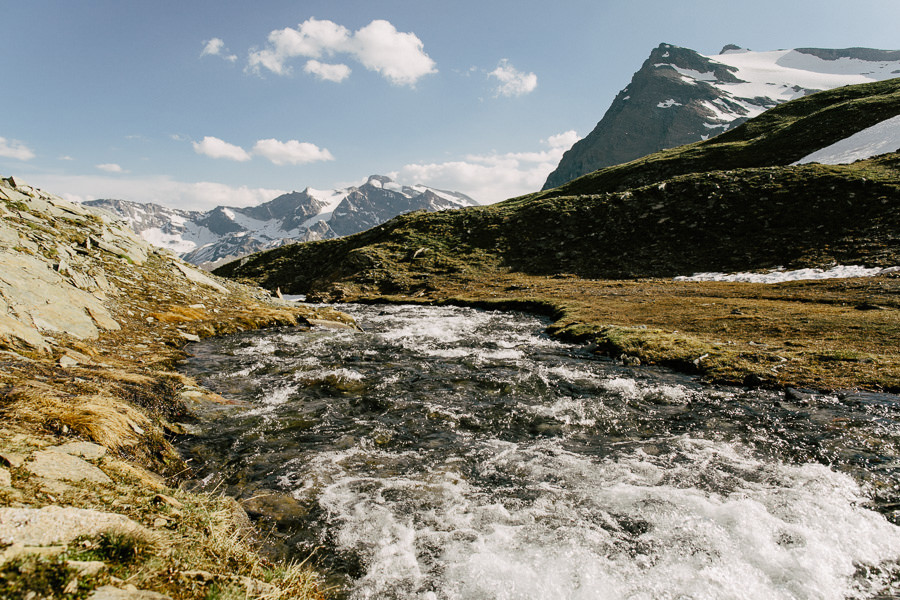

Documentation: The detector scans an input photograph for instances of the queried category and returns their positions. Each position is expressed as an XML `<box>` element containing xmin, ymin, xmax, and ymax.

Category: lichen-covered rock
<box><xmin>26</xmin><ymin>450</ymin><xmax>112</xmax><ymax>484</ymax></box>
<box><xmin>0</xmin><ymin>505</ymin><xmax>147</xmax><ymax>547</ymax></box>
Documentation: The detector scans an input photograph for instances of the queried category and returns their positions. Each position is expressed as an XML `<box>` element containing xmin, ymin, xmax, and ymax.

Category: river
<box><xmin>179</xmin><ymin>303</ymin><xmax>900</xmax><ymax>599</ymax></box>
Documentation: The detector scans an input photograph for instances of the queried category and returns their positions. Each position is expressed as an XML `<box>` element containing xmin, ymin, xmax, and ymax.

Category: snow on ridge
<box><xmin>703</xmin><ymin>49</ymin><xmax>900</xmax><ymax>105</ymax></box>
<box><xmin>657</xmin><ymin>99</ymin><xmax>683</xmax><ymax>109</ymax></box>
<box><xmin>675</xmin><ymin>265</ymin><xmax>900</xmax><ymax>284</ymax></box>
<box><xmin>665</xmin><ymin>65</ymin><xmax>718</xmax><ymax>82</ymax></box>
<box><xmin>794</xmin><ymin>114</ymin><xmax>900</xmax><ymax>165</ymax></box>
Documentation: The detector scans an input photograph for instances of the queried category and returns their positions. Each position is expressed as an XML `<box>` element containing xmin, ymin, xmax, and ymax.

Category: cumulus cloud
<box><xmin>96</xmin><ymin>163</ymin><xmax>125</xmax><ymax>173</ymax></box>
<box><xmin>489</xmin><ymin>59</ymin><xmax>538</xmax><ymax>97</ymax></box>
<box><xmin>191</xmin><ymin>135</ymin><xmax>334</xmax><ymax>166</ymax></box>
<box><xmin>0</xmin><ymin>137</ymin><xmax>36</xmax><ymax>161</ymax></box>
<box><xmin>36</xmin><ymin>173</ymin><xmax>285</xmax><ymax>211</ymax></box>
<box><xmin>252</xmin><ymin>139</ymin><xmax>335</xmax><ymax>165</ymax></box>
<box><xmin>192</xmin><ymin>136</ymin><xmax>252</xmax><ymax>162</ymax></box>
<box><xmin>201</xmin><ymin>37</ymin><xmax>237</xmax><ymax>62</ymax></box>
<box><xmin>248</xmin><ymin>17</ymin><xmax>436</xmax><ymax>86</ymax></box>
<box><xmin>349</xmin><ymin>20</ymin><xmax>437</xmax><ymax>86</ymax></box>
<box><xmin>390</xmin><ymin>131</ymin><xmax>580</xmax><ymax>204</ymax></box>
<box><xmin>304</xmin><ymin>59</ymin><xmax>351</xmax><ymax>82</ymax></box>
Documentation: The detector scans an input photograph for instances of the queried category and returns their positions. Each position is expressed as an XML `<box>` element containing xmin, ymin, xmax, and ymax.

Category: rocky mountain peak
<box><xmin>90</xmin><ymin>175</ymin><xmax>477</xmax><ymax>270</ymax></box>
<box><xmin>543</xmin><ymin>43</ymin><xmax>900</xmax><ymax>190</ymax></box>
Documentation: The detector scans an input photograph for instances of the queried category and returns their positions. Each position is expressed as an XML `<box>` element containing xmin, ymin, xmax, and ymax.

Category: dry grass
<box><xmin>4</xmin><ymin>383</ymin><xmax>152</xmax><ymax>450</ymax></box>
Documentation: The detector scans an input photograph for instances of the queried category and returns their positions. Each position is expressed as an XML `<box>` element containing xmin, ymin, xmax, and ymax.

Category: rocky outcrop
<box><xmin>0</xmin><ymin>177</ymin><xmax>137</xmax><ymax>352</ymax></box>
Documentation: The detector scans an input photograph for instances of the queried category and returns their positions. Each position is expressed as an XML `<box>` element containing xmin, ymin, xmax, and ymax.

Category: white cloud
<box><xmin>34</xmin><ymin>173</ymin><xmax>284</xmax><ymax>211</ymax></box>
<box><xmin>546</xmin><ymin>130</ymin><xmax>580</xmax><ymax>150</ymax></box>
<box><xmin>390</xmin><ymin>130</ymin><xmax>580</xmax><ymax>204</ymax></box>
<box><xmin>489</xmin><ymin>59</ymin><xmax>538</xmax><ymax>97</ymax></box>
<box><xmin>0</xmin><ymin>137</ymin><xmax>36</xmax><ymax>161</ymax></box>
<box><xmin>349</xmin><ymin>20</ymin><xmax>437</xmax><ymax>86</ymax></box>
<box><xmin>304</xmin><ymin>59</ymin><xmax>351</xmax><ymax>82</ymax></box>
<box><xmin>96</xmin><ymin>163</ymin><xmax>125</xmax><ymax>173</ymax></box>
<box><xmin>252</xmin><ymin>139</ymin><xmax>335</xmax><ymax>165</ymax></box>
<box><xmin>248</xmin><ymin>18</ymin><xmax>435</xmax><ymax>86</ymax></box>
<box><xmin>201</xmin><ymin>37</ymin><xmax>237</xmax><ymax>62</ymax></box>
<box><xmin>192</xmin><ymin>136</ymin><xmax>252</xmax><ymax>162</ymax></box>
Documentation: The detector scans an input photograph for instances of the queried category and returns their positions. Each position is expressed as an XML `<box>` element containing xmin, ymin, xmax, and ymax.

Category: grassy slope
<box><xmin>215</xmin><ymin>79</ymin><xmax>900</xmax><ymax>392</ymax></box>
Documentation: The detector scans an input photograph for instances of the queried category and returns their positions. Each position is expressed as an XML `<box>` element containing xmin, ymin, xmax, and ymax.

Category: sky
<box><xmin>2</xmin><ymin>0</ymin><xmax>899</xmax><ymax>209</ymax></box>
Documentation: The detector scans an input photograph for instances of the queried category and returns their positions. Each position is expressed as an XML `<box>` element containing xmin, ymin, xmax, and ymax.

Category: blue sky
<box><xmin>2</xmin><ymin>0</ymin><xmax>899</xmax><ymax>208</ymax></box>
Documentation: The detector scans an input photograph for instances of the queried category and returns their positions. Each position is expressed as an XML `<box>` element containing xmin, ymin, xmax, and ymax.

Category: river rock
<box><xmin>241</xmin><ymin>491</ymin><xmax>308</xmax><ymax>525</ymax></box>
<box><xmin>26</xmin><ymin>450</ymin><xmax>112</xmax><ymax>483</ymax></box>
<box><xmin>0</xmin><ymin>505</ymin><xmax>148</xmax><ymax>547</ymax></box>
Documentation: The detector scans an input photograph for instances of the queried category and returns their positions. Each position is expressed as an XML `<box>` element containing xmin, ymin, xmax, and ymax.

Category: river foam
<box><xmin>308</xmin><ymin>437</ymin><xmax>899</xmax><ymax>599</ymax></box>
<box><xmin>179</xmin><ymin>303</ymin><xmax>900</xmax><ymax>599</ymax></box>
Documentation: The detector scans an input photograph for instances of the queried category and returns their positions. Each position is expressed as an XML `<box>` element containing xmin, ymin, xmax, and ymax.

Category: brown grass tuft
<box><xmin>5</xmin><ymin>383</ymin><xmax>151</xmax><ymax>450</ymax></box>
<box><xmin>149</xmin><ymin>305</ymin><xmax>210</xmax><ymax>323</ymax></box>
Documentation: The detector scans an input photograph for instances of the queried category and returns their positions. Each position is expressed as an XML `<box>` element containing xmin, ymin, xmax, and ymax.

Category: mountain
<box><xmin>543</xmin><ymin>44</ymin><xmax>900</xmax><ymax>189</ymax></box>
<box><xmin>85</xmin><ymin>175</ymin><xmax>476</xmax><ymax>270</ymax></box>
<box><xmin>214</xmin><ymin>77</ymin><xmax>900</xmax><ymax>295</ymax></box>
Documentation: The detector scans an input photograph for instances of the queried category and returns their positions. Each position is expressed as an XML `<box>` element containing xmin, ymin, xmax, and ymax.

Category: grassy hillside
<box><xmin>217</xmin><ymin>155</ymin><xmax>900</xmax><ymax>293</ymax></box>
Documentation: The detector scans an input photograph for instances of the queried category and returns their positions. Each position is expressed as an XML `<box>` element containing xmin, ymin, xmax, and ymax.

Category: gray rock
<box><xmin>49</xmin><ymin>441</ymin><xmax>107</xmax><ymax>460</ymax></box>
<box><xmin>173</xmin><ymin>261</ymin><xmax>230</xmax><ymax>294</ymax></box>
<box><xmin>88</xmin><ymin>585</ymin><xmax>172</xmax><ymax>600</ymax></box>
<box><xmin>0</xmin><ymin>251</ymin><xmax>120</xmax><ymax>341</ymax></box>
<box><xmin>59</xmin><ymin>354</ymin><xmax>80</xmax><ymax>368</ymax></box>
<box><xmin>26</xmin><ymin>450</ymin><xmax>112</xmax><ymax>484</ymax></box>
<box><xmin>0</xmin><ymin>506</ymin><xmax>147</xmax><ymax>546</ymax></box>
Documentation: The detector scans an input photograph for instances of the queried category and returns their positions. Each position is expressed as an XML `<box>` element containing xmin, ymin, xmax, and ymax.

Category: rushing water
<box><xmin>179</xmin><ymin>304</ymin><xmax>900</xmax><ymax>599</ymax></box>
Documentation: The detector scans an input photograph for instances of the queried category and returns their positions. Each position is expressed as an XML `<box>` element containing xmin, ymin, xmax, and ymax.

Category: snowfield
<box><xmin>675</xmin><ymin>265</ymin><xmax>900</xmax><ymax>284</ymax></box>
<box><xmin>794</xmin><ymin>114</ymin><xmax>900</xmax><ymax>165</ymax></box>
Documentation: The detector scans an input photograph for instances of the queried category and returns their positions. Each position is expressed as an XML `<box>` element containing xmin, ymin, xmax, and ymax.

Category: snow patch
<box><xmin>657</xmin><ymin>99</ymin><xmax>683</xmax><ymax>109</ymax></box>
<box><xmin>675</xmin><ymin>265</ymin><xmax>900</xmax><ymax>283</ymax></box>
<box><xmin>794</xmin><ymin>114</ymin><xmax>900</xmax><ymax>165</ymax></box>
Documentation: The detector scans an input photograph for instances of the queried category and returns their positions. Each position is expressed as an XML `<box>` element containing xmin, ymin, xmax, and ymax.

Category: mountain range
<box><xmin>543</xmin><ymin>44</ymin><xmax>900</xmax><ymax>189</ymax></box>
<box><xmin>86</xmin><ymin>175</ymin><xmax>476</xmax><ymax>270</ymax></box>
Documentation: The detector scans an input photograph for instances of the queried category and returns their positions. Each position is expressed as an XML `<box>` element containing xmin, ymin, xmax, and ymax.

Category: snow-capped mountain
<box><xmin>85</xmin><ymin>175</ymin><xmax>476</xmax><ymax>269</ymax></box>
<box><xmin>543</xmin><ymin>44</ymin><xmax>900</xmax><ymax>189</ymax></box>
